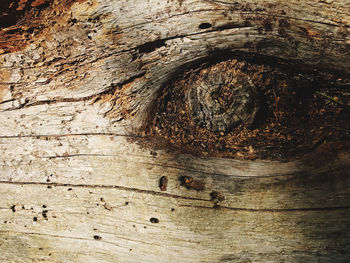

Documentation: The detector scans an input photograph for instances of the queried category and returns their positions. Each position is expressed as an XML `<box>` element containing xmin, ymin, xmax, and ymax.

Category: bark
<box><xmin>0</xmin><ymin>0</ymin><xmax>349</xmax><ymax>262</ymax></box>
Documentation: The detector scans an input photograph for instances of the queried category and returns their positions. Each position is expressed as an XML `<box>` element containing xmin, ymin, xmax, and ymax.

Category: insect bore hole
<box><xmin>199</xmin><ymin>22</ymin><xmax>212</xmax><ymax>29</ymax></box>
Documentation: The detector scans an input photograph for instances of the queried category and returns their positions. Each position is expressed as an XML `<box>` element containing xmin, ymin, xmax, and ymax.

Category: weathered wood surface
<box><xmin>0</xmin><ymin>0</ymin><xmax>349</xmax><ymax>262</ymax></box>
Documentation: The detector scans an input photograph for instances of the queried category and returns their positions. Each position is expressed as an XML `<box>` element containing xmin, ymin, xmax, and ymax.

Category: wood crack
<box><xmin>0</xmin><ymin>180</ymin><xmax>209</xmax><ymax>202</ymax></box>
<box><xmin>204</xmin><ymin>0</ymin><xmax>347</xmax><ymax>27</ymax></box>
<box><xmin>179</xmin><ymin>204</ymin><xmax>350</xmax><ymax>212</ymax></box>
<box><xmin>138</xmin><ymin>161</ymin><xmax>301</xmax><ymax>179</ymax></box>
<box><xmin>0</xmin><ymin>230</ymin><xmax>136</xmax><ymax>248</ymax></box>
<box><xmin>121</xmin><ymin>8</ymin><xmax>228</xmax><ymax>31</ymax></box>
<box><xmin>1</xmin><ymin>181</ymin><xmax>349</xmax><ymax>213</ymax></box>
<box><xmin>40</xmin><ymin>153</ymin><xmax>123</xmax><ymax>159</ymax></box>
<box><xmin>0</xmin><ymin>132</ymin><xmax>137</xmax><ymax>139</ymax></box>
<box><xmin>3</xmin><ymin>72</ymin><xmax>147</xmax><ymax>111</ymax></box>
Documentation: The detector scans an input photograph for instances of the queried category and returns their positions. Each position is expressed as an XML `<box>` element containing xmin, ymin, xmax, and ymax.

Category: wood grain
<box><xmin>0</xmin><ymin>0</ymin><xmax>349</xmax><ymax>262</ymax></box>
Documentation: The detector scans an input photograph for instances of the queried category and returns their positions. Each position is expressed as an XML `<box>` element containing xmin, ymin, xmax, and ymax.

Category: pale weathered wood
<box><xmin>0</xmin><ymin>0</ymin><xmax>349</xmax><ymax>262</ymax></box>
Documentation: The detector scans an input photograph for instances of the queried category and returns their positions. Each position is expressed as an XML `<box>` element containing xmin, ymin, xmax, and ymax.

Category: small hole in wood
<box><xmin>199</xmin><ymin>22</ymin><xmax>212</xmax><ymax>29</ymax></box>
<box><xmin>150</xmin><ymin>217</ymin><xmax>159</xmax><ymax>223</ymax></box>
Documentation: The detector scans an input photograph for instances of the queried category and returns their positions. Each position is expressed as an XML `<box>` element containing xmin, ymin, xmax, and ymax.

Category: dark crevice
<box><xmin>0</xmin><ymin>180</ymin><xmax>209</xmax><ymax>202</ymax></box>
<box><xmin>199</xmin><ymin>22</ymin><xmax>212</xmax><ymax>29</ymax></box>
<box><xmin>215</xmin><ymin>22</ymin><xmax>251</xmax><ymax>31</ymax></box>
<box><xmin>0</xmin><ymin>133</ymin><xmax>137</xmax><ymax>139</ymax></box>
<box><xmin>40</xmin><ymin>153</ymin><xmax>124</xmax><ymax>159</ymax></box>
<box><xmin>0</xmin><ymin>99</ymin><xmax>15</xmax><ymax>105</ymax></box>
<box><xmin>138</xmin><ymin>39</ymin><xmax>166</xmax><ymax>54</ymax></box>
<box><xmin>4</xmin><ymin>72</ymin><xmax>146</xmax><ymax>111</ymax></box>
<box><xmin>117</xmin><ymin>71</ymin><xmax>146</xmax><ymax>87</ymax></box>
<box><xmin>1</xmin><ymin>180</ymin><xmax>349</xmax><ymax>213</ymax></box>
<box><xmin>5</xmin><ymin>95</ymin><xmax>97</xmax><ymax>111</ymax></box>
<box><xmin>179</xmin><ymin>204</ymin><xmax>350</xmax><ymax>212</ymax></box>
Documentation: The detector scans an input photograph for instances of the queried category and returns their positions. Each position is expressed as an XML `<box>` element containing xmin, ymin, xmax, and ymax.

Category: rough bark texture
<box><xmin>0</xmin><ymin>0</ymin><xmax>349</xmax><ymax>262</ymax></box>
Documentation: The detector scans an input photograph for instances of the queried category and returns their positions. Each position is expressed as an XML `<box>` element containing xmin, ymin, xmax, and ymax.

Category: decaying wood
<box><xmin>0</xmin><ymin>0</ymin><xmax>349</xmax><ymax>262</ymax></box>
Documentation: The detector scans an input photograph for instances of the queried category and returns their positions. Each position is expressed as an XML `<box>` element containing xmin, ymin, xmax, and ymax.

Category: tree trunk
<box><xmin>0</xmin><ymin>0</ymin><xmax>349</xmax><ymax>262</ymax></box>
